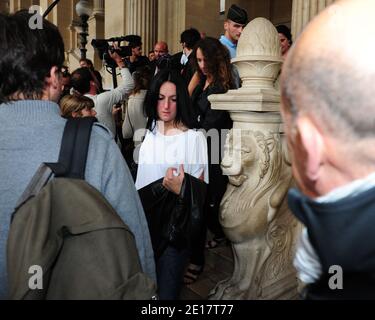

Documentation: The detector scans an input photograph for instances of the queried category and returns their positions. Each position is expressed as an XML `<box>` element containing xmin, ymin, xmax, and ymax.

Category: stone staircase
<box><xmin>180</xmin><ymin>243</ymin><xmax>233</xmax><ymax>300</ymax></box>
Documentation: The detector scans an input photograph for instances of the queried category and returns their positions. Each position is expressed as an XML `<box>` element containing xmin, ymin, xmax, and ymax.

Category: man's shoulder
<box><xmin>219</xmin><ymin>35</ymin><xmax>235</xmax><ymax>48</ymax></box>
<box><xmin>219</xmin><ymin>35</ymin><xmax>228</xmax><ymax>44</ymax></box>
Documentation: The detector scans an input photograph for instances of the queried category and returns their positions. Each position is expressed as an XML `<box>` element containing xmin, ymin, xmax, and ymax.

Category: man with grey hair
<box><xmin>281</xmin><ymin>0</ymin><xmax>375</xmax><ymax>299</ymax></box>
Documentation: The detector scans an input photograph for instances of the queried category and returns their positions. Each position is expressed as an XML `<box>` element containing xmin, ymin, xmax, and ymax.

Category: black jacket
<box><xmin>288</xmin><ymin>187</ymin><xmax>375</xmax><ymax>300</ymax></box>
<box><xmin>138</xmin><ymin>174</ymin><xmax>207</xmax><ymax>259</ymax></box>
<box><xmin>191</xmin><ymin>78</ymin><xmax>233</xmax><ymax>132</ymax></box>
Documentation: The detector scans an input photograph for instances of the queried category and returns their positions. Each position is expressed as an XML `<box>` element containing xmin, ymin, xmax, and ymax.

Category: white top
<box><xmin>86</xmin><ymin>67</ymin><xmax>134</xmax><ymax>137</ymax></box>
<box><xmin>135</xmin><ymin>127</ymin><xmax>209</xmax><ymax>190</ymax></box>
<box><xmin>122</xmin><ymin>90</ymin><xmax>147</xmax><ymax>146</ymax></box>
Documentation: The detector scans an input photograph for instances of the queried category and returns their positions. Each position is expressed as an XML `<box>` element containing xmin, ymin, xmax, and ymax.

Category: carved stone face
<box><xmin>221</xmin><ymin>130</ymin><xmax>257</xmax><ymax>187</ymax></box>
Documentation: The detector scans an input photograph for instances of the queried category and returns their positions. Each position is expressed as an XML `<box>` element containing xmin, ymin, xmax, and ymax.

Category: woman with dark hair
<box><xmin>136</xmin><ymin>69</ymin><xmax>208</xmax><ymax>300</ymax></box>
<box><xmin>184</xmin><ymin>37</ymin><xmax>235</xmax><ymax>284</ymax></box>
<box><xmin>276</xmin><ymin>25</ymin><xmax>293</xmax><ymax>59</ymax></box>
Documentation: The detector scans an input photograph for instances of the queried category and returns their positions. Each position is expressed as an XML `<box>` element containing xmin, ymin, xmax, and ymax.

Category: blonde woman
<box><xmin>60</xmin><ymin>94</ymin><xmax>97</xmax><ymax>119</ymax></box>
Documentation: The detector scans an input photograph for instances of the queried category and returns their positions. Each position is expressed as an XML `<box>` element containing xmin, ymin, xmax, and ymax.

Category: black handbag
<box><xmin>138</xmin><ymin>174</ymin><xmax>207</xmax><ymax>259</ymax></box>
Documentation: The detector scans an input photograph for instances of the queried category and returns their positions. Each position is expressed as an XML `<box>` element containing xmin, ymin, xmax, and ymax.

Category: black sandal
<box><xmin>183</xmin><ymin>264</ymin><xmax>203</xmax><ymax>285</ymax></box>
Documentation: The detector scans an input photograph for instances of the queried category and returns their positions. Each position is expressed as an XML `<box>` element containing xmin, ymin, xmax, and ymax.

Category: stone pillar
<box><xmin>291</xmin><ymin>0</ymin><xmax>335</xmax><ymax>39</ymax></box>
<box><xmin>104</xmin><ymin>0</ymin><xmax>127</xmax><ymax>87</ymax></box>
<box><xmin>93</xmin><ymin>0</ymin><xmax>104</xmax><ymax>15</ymax></box>
<box><xmin>158</xmin><ymin>0</ymin><xmax>185</xmax><ymax>54</ymax></box>
<box><xmin>126</xmin><ymin>0</ymin><xmax>157</xmax><ymax>56</ymax></box>
<box><xmin>105</xmin><ymin>0</ymin><xmax>127</xmax><ymax>37</ymax></box>
<box><xmin>88</xmin><ymin>0</ymin><xmax>105</xmax><ymax>70</ymax></box>
<box><xmin>10</xmin><ymin>0</ymin><xmax>36</xmax><ymax>12</ymax></box>
<box><xmin>208</xmin><ymin>18</ymin><xmax>302</xmax><ymax>300</ymax></box>
<box><xmin>0</xmin><ymin>1</ymin><xmax>10</xmax><ymax>13</ymax></box>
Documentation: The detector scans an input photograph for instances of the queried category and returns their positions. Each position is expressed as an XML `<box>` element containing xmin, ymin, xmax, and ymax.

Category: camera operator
<box><xmin>70</xmin><ymin>44</ymin><xmax>134</xmax><ymax>138</ymax></box>
<box><xmin>126</xmin><ymin>39</ymin><xmax>150</xmax><ymax>74</ymax></box>
<box><xmin>79</xmin><ymin>58</ymin><xmax>104</xmax><ymax>93</ymax></box>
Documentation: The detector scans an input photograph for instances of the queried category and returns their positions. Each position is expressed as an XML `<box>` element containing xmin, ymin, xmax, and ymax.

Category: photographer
<box><xmin>70</xmin><ymin>45</ymin><xmax>134</xmax><ymax>138</ymax></box>
<box><xmin>126</xmin><ymin>39</ymin><xmax>150</xmax><ymax>74</ymax></box>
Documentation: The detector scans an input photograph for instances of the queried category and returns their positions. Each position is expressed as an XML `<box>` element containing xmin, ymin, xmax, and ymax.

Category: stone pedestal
<box><xmin>208</xmin><ymin>18</ymin><xmax>302</xmax><ymax>300</ymax></box>
<box><xmin>291</xmin><ymin>0</ymin><xmax>335</xmax><ymax>39</ymax></box>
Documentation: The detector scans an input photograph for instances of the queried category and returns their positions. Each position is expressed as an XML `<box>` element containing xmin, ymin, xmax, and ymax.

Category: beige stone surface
<box><xmin>157</xmin><ymin>0</ymin><xmax>185</xmax><ymax>54</ymax></box>
<box><xmin>6</xmin><ymin>0</ymin><xmax>294</xmax><ymax>61</ymax></box>
<box><xmin>126</xmin><ymin>0</ymin><xmax>157</xmax><ymax>55</ymax></box>
<box><xmin>208</xmin><ymin>17</ymin><xmax>301</xmax><ymax>300</ymax></box>
<box><xmin>0</xmin><ymin>0</ymin><xmax>10</xmax><ymax>13</ymax></box>
<box><xmin>291</xmin><ymin>0</ymin><xmax>336</xmax><ymax>39</ymax></box>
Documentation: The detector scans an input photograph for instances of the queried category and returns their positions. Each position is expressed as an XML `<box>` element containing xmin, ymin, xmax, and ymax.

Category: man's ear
<box><xmin>296</xmin><ymin>116</ymin><xmax>325</xmax><ymax>182</ymax></box>
<box><xmin>42</xmin><ymin>66</ymin><xmax>61</xmax><ymax>101</ymax></box>
<box><xmin>224</xmin><ymin>20</ymin><xmax>229</xmax><ymax>31</ymax></box>
<box><xmin>48</xmin><ymin>66</ymin><xmax>60</xmax><ymax>89</ymax></box>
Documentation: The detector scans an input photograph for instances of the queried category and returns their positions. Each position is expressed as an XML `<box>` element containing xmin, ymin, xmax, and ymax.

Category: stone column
<box><xmin>208</xmin><ymin>18</ymin><xmax>302</xmax><ymax>300</ymax></box>
<box><xmin>88</xmin><ymin>0</ymin><xmax>105</xmax><ymax>70</ymax></box>
<box><xmin>126</xmin><ymin>0</ymin><xmax>157</xmax><ymax>55</ymax></box>
<box><xmin>0</xmin><ymin>1</ymin><xmax>10</xmax><ymax>13</ymax></box>
<box><xmin>291</xmin><ymin>0</ymin><xmax>336</xmax><ymax>39</ymax></box>
<box><xmin>93</xmin><ymin>0</ymin><xmax>104</xmax><ymax>15</ymax></box>
<box><xmin>158</xmin><ymin>0</ymin><xmax>185</xmax><ymax>54</ymax></box>
<box><xmin>10</xmin><ymin>0</ymin><xmax>36</xmax><ymax>12</ymax></box>
<box><xmin>104</xmin><ymin>0</ymin><xmax>127</xmax><ymax>87</ymax></box>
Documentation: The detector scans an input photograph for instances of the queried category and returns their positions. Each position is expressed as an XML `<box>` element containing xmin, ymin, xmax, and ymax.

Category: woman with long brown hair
<box><xmin>185</xmin><ymin>37</ymin><xmax>235</xmax><ymax>284</ymax></box>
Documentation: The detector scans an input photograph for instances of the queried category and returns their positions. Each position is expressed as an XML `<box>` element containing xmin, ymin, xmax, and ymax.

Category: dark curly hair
<box><xmin>276</xmin><ymin>25</ymin><xmax>293</xmax><ymax>45</ymax></box>
<box><xmin>193</xmin><ymin>37</ymin><xmax>234</xmax><ymax>91</ymax></box>
<box><xmin>0</xmin><ymin>10</ymin><xmax>65</xmax><ymax>103</ymax></box>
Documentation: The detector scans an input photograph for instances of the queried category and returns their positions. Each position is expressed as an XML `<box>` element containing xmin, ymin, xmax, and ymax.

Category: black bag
<box><xmin>138</xmin><ymin>175</ymin><xmax>207</xmax><ymax>259</ymax></box>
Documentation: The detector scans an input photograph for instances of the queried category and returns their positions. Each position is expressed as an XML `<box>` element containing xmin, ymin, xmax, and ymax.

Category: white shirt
<box><xmin>86</xmin><ymin>67</ymin><xmax>134</xmax><ymax>137</ymax></box>
<box><xmin>135</xmin><ymin>127</ymin><xmax>209</xmax><ymax>190</ymax></box>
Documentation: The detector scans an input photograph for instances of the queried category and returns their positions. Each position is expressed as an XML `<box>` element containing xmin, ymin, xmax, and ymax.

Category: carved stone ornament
<box><xmin>208</xmin><ymin>17</ymin><xmax>302</xmax><ymax>300</ymax></box>
<box><xmin>209</xmin><ymin>128</ymin><xmax>301</xmax><ymax>299</ymax></box>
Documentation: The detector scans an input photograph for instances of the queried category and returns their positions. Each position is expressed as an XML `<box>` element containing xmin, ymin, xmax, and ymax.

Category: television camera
<box><xmin>91</xmin><ymin>35</ymin><xmax>142</xmax><ymax>69</ymax></box>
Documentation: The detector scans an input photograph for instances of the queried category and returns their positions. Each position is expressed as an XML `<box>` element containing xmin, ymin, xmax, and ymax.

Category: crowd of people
<box><xmin>2</xmin><ymin>0</ymin><xmax>370</xmax><ymax>301</ymax></box>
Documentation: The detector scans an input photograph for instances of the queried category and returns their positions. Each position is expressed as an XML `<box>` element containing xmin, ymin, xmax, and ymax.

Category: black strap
<box><xmin>46</xmin><ymin>117</ymin><xmax>97</xmax><ymax>179</ymax></box>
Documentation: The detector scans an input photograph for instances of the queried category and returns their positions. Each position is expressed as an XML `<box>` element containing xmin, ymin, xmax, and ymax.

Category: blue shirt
<box><xmin>219</xmin><ymin>35</ymin><xmax>237</xmax><ymax>59</ymax></box>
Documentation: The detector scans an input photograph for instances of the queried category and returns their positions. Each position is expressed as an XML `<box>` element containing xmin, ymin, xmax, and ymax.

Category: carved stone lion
<box><xmin>209</xmin><ymin>129</ymin><xmax>301</xmax><ymax>300</ymax></box>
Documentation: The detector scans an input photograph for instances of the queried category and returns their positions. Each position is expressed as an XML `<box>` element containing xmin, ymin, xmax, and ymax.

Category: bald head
<box><xmin>154</xmin><ymin>41</ymin><xmax>169</xmax><ymax>60</ymax></box>
<box><xmin>282</xmin><ymin>0</ymin><xmax>375</xmax><ymax>140</ymax></box>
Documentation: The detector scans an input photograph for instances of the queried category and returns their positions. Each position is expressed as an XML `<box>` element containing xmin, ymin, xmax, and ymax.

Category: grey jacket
<box><xmin>0</xmin><ymin>100</ymin><xmax>156</xmax><ymax>299</ymax></box>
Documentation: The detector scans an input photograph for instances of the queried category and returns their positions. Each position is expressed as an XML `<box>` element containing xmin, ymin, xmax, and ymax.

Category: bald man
<box><xmin>150</xmin><ymin>41</ymin><xmax>169</xmax><ymax>75</ymax></box>
<box><xmin>154</xmin><ymin>41</ymin><xmax>169</xmax><ymax>60</ymax></box>
<box><xmin>281</xmin><ymin>0</ymin><xmax>375</xmax><ymax>299</ymax></box>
